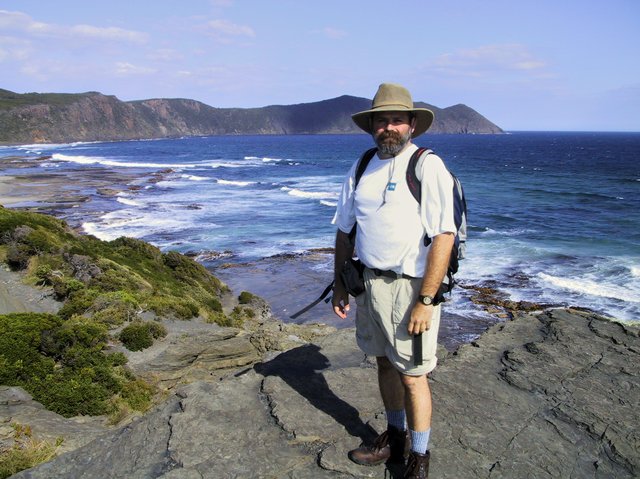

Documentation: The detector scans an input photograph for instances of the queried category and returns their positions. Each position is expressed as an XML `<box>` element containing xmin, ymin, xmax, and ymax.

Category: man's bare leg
<box><xmin>400</xmin><ymin>373</ymin><xmax>431</xmax><ymax>432</ymax></box>
<box><xmin>347</xmin><ymin>356</ymin><xmax>408</xmax><ymax>465</ymax></box>
<box><xmin>377</xmin><ymin>356</ymin><xmax>404</xmax><ymax>410</ymax></box>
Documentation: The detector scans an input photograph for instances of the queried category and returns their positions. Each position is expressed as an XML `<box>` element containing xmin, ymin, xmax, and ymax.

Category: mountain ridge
<box><xmin>0</xmin><ymin>89</ymin><xmax>503</xmax><ymax>144</ymax></box>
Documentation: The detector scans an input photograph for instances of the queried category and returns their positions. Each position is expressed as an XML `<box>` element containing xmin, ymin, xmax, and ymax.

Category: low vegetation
<box><xmin>0</xmin><ymin>312</ymin><xmax>151</xmax><ymax>417</ymax></box>
<box><xmin>118</xmin><ymin>321</ymin><xmax>168</xmax><ymax>351</ymax></box>
<box><xmin>0</xmin><ymin>207</ymin><xmax>230</xmax><ymax>326</ymax></box>
<box><xmin>0</xmin><ymin>207</ymin><xmax>239</xmax><ymax>420</ymax></box>
<box><xmin>0</xmin><ymin>423</ymin><xmax>62</xmax><ymax>479</ymax></box>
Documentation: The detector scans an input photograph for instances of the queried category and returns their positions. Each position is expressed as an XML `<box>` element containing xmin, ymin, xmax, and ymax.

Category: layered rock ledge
<box><xmin>9</xmin><ymin>308</ymin><xmax>639</xmax><ymax>478</ymax></box>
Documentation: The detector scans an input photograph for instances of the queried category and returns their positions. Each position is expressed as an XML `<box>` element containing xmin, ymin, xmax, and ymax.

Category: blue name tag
<box><xmin>387</xmin><ymin>182</ymin><xmax>396</xmax><ymax>191</ymax></box>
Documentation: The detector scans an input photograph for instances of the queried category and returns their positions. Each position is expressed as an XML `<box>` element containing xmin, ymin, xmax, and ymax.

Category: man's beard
<box><xmin>374</xmin><ymin>129</ymin><xmax>412</xmax><ymax>156</ymax></box>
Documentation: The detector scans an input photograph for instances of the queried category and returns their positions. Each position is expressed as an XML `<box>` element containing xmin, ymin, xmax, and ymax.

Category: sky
<box><xmin>1</xmin><ymin>0</ymin><xmax>639</xmax><ymax>131</ymax></box>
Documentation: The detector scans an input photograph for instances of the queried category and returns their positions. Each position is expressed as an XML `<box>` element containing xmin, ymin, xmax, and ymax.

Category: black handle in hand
<box><xmin>413</xmin><ymin>333</ymin><xmax>423</xmax><ymax>366</ymax></box>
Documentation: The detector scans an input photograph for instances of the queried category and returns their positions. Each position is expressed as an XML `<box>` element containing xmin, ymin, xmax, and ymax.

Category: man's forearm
<box><xmin>420</xmin><ymin>232</ymin><xmax>455</xmax><ymax>297</ymax></box>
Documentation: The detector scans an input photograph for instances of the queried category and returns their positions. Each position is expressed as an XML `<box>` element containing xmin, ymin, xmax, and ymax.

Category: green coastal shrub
<box><xmin>0</xmin><ymin>313</ymin><xmax>60</xmax><ymax>385</ymax></box>
<box><xmin>120</xmin><ymin>378</ymin><xmax>154</xmax><ymax>411</ymax></box>
<box><xmin>118</xmin><ymin>321</ymin><xmax>167</xmax><ymax>351</ymax></box>
<box><xmin>52</xmin><ymin>277</ymin><xmax>85</xmax><ymax>300</ymax></box>
<box><xmin>90</xmin><ymin>291</ymin><xmax>139</xmax><ymax>326</ymax></box>
<box><xmin>0</xmin><ymin>312</ymin><xmax>155</xmax><ymax>418</ymax></box>
<box><xmin>205</xmin><ymin>306</ymin><xmax>253</xmax><ymax>328</ymax></box>
<box><xmin>0</xmin><ymin>209</ymin><xmax>250</xmax><ymax>418</ymax></box>
<box><xmin>145</xmin><ymin>295</ymin><xmax>199</xmax><ymax>320</ymax></box>
<box><xmin>230</xmin><ymin>306</ymin><xmax>255</xmax><ymax>324</ymax></box>
<box><xmin>110</xmin><ymin>236</ymin><xmax>163</xmax><ymax>262</ymax></box>
<box><xmin>205</xmin><ymin>310</ymin><xmax>230</xmax><ymax>326</ymax></box>
<box><xmin>238</xmin><ymin>291</ymin><xmax>257</xmax><ymax>304</ymax></box>
<box><xmin>206</xmin><ymin>296</ymin><xmax>223</xmax><ymax>312</ymax></box>
<box><xmin>20</xmin><ymin>227</ymin><xmax>65</xmax><ymax>254</ymax></box>
<box><xmin>2</xmin><ymin>207</ymin><xmax>230</xmax><ymax>324</ymax></box>
<box><xmin>5</xmin><ymin>243</ymin><xmax>33</xmax><ymax>270</ymax></box>
<box><xmin>57</xmin><ymin>288</ymin><xmax>100</xmax><ymax>319</ymax></box>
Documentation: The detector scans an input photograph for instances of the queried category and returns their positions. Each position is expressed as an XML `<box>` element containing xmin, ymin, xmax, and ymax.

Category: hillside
<box><xmin>0</xmin><ymin>88</ymin><xmax>503</xmax><ymax>144</ymax></box>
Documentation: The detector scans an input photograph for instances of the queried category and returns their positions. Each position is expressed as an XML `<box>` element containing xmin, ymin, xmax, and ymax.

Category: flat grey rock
<box><xmin>11</xmin><ymin>308</ymin><xmax>640</xmax><ymax>478</ymax></box>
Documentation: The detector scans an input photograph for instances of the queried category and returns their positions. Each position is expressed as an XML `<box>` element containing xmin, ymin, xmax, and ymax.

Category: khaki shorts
<box><xmin>355</xmin><ymin>268</ymin><xmax>441</xmax><ymax>376</ymax></box>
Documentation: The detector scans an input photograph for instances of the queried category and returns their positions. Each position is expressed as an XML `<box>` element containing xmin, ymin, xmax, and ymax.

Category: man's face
<box><xmin>371</xmin><ymin>112</ymin><xmax>414</xmax><ymax>157</ymax></box>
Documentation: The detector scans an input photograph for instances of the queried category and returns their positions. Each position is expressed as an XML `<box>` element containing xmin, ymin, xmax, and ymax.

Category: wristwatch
<box><xmin>418</xmin><ymin>294</ymin><xmax>434</xmax><ymax>306</ymax></box>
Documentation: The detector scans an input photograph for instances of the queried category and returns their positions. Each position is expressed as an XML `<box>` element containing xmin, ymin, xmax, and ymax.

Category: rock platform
<box><xmin>7</xmin><ymin>308</ymin><xmax>639</xmax><ymax>478</ymax></box>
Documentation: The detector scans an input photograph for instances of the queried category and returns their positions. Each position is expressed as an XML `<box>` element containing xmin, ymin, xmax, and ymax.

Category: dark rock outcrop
<box><xmin>9</xmin><ymin>308</ymin><xmax>639</xmax><ymax>478</ymax></box>
<box><xmin>0</xmin><ymin>89</ymin><xmax>503</xmax><ymax>144</ymax></box>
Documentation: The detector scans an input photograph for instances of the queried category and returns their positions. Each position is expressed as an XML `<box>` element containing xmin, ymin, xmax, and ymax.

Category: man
<box><xmin>332</xmin><ymin>83</ymin><xmax>456</xmax><ymax>479</ymax></box>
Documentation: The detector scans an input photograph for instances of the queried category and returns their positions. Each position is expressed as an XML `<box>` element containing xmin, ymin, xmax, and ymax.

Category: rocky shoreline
<box><xmin>4</xmin><ymin>304</ymin><xmax>638</xmax><ymax>478</ymax></box>
<box><xmin>1</xmin><ymin>265</ymin><xmax>638</xmax><ymax>478</ymax></box>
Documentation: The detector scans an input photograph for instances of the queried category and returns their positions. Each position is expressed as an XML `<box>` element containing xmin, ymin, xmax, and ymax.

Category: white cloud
<box><xmin>0</xmin><ymin>9</ymin><xmax>147</xmax><ymax>43</ymax></box>
<box><xmin>68</xmin><ymin>24</ymin><xmax>147</xmax><ymax>43</ymax></box>
<box><xmin>428</xmin><ymin>44</ymin><xmax>548</xmax><ymax>78</ymax></box>
<box><xmin>114</xmin><ymin>62</ymin><xmax>156</xmax><ymax>76</ymax></box>
<box><xmin>322</xmin><ymin>27</ymin><xmax>347</xmax><ymax>40</ymax></box>
<box><xmin>148</xmin><ymin>48</ymin><xmax>184</xmax><ymax>62</ymax></box>
<box><xmin>0</xmin><ymin>10</ymin><xmax>31</xmax><ymax>30</ymax></box>
<box><xmin>0</xmin><ymin>35</ymin><xmax>32</xmax><ymax>62</ymax></box>
<box><xmin>206</xmin><ymin>19</ymin><xmax>255</xmax><ymax>43</ymax></box>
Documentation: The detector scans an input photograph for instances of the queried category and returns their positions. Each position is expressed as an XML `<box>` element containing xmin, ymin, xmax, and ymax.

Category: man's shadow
<box><xmin>253</xmin><ymin>344</ymin><xmax>406</xmax><ymax>478</ymax></box>
<box><xmin>253</xmin><ymin>343</ymin><xmax>377</xmax><ymax>444</ymax></box>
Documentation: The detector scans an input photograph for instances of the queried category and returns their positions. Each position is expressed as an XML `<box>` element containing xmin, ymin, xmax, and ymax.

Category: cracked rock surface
<box><xmin>11</xmin><ymin>308</ymin><xmax>640</xmax><ymax>478</ymax></box>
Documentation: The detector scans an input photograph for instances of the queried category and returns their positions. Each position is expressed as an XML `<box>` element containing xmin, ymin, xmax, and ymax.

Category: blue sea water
<box><xmin>2</xmin><ymin>132</ymin><xmax>639</xmax><ymax>323</ymax></box>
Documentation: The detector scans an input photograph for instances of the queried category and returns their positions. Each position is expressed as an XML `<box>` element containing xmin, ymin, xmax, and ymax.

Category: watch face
<box><xmin>421</xmin><ymin>295</ymin><xmax>432</xmax><ymax>305</ymax></box>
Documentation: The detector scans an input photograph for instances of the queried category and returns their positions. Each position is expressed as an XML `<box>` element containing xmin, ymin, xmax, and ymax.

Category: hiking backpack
<box><xmin>352</xmin><ymin>146</ymin><xmax>467</xmax><ymax>299</ymax></box>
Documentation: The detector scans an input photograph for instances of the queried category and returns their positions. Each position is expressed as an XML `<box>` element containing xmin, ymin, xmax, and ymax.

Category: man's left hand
<box><xmin>408</xmin><ymin>303</ymin><xmax>433</xmax><ymax>336</ymax></box>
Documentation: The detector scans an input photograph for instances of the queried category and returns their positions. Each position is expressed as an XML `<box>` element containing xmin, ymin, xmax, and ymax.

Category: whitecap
<box><xmin>536</xmin><ymin>272</ymin><xmax>640</xmax><ymax>303</ymax></box>
<box><xmin>52</xmin><ymin>153</ymin><xmax>198</xmax><ymax>169</ymax></box>
<box><xmin>82</xmin><ymin>210</ymin><xmax>189</xmax><ymax>241</ymax></box>
<box><xmin>17</xmin><ymin>142</ymin><xmax>74</xmax><ymax>151</ymax></box>
<box><xmin>203</xmin><ymin>160</ymin><xmax>260</xmax><ymax>169</ymax></box>
<box><xmin>320</xmin><ymin>200</ymin><xmax>337</xmax><ymax>207</ymax></box>
<box><xmin>181</xmin><ymin>174</ymin><xmax>209</xmax><ymax>181</ymax></box>
<box><xmin>116</xmin><ymin>197</ymin><xmax>144</xmax><ymax>207</ymax></box>
<box><xmin>281</xmin><ymin>186</ymin><xmax>337</xmax><ymax>200</ymax></box>
<box><xmin>217</xmin><ymin>179</ymin><xmax>256</xmax><ymax>187</ymax></box>
<box><xmin>479</xmin><ymin>227</ymin><xmax>538</xmax><ymax>237</ymax></box>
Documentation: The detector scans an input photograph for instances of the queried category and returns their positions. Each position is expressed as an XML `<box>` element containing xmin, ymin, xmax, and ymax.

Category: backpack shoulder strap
<box><xmin>349</xmin><ymin>147</ymin><xmax>378</xmax><ymax>242</ymax></box>
<box><xmin>354</xmin><ymin>147</ymin><xmax>378</xmax><ymax>187</ymax></box>
<box><xmin>406</xmin><ymin>147</ymin><xmax>433</xmax><ymax>203</ymax></box>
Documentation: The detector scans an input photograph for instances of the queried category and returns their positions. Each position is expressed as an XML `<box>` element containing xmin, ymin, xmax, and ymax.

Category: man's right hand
<box><xmin>331</xmin><ymin>283</ymin><xmax>350</xmax><ymax>319</ymax></box>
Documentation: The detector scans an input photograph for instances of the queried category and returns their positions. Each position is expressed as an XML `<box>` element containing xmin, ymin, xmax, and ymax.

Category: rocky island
<box><xmin>0</xmin><ymin>207</ymin><xmax>638</xmax><ymax>478</ymax></box>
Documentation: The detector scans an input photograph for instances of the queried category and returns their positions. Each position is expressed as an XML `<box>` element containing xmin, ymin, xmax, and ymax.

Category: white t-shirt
<box><xmin>333</xmin><ymin>144</ymin><xmax>456</xmax><ymax>278</ymax></box>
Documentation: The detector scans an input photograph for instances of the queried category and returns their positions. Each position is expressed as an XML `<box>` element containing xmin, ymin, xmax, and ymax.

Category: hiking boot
<box><xmin>348</xmin><ymin>426</ymin><xmax>407</xmax><ymax>466</ymax></box>
<box><xmin>404</xmin><ymin>450</ymin><xmax>430</xmax><ymax>478</ymax></box>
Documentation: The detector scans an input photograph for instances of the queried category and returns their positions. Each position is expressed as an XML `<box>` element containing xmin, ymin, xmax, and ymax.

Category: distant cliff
<box><xmin>0</xmin><ymin>89</ymin><xmax>503</xmax><ymax>144</ymax></box>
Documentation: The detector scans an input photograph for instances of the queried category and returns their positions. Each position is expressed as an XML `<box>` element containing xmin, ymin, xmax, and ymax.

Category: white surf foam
<box><xmin>181</xmin><ymin>174</ymin><xmax>209</xmax><ymax>181</ymax></box>
<box><xmin>536</xmin><ymin>272</ymin><xmax>639</xmax><ymax>304</ymax></box>
<box><xmin>52</xmin><ymin>153</ymin><xmax>198</xmax><ymax>169</ymax></box>
<box><xmin>217</xmin><ymin>179</ymin><xmax>256</xmax><ymax>187</ymax></box>
<box><xmin>116</xmin><ymin>197</ymin><xmax>144</xmax><ymax>207</ymax></box>
<box><xmin>281</xmin><ymin>186</ymin><xmax>337</xmax><ymax>200</ymax></box>
<box><xmin>82</xmin><ymin>210</ymin><xmax>189</xmax><ymax>242</ymax></box>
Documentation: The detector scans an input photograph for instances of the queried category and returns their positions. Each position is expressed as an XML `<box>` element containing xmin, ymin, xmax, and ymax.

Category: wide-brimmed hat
<box><xmin>352</xmin><ymin>83</ymin><xmax>434</xmax><ymax>138</ymax></box>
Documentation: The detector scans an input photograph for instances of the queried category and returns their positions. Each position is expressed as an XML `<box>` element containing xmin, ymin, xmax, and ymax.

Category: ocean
<box><xmin>1</xmin><ymin>132</ymin><xmax>639</xmax><ymax>337</ymax></box>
